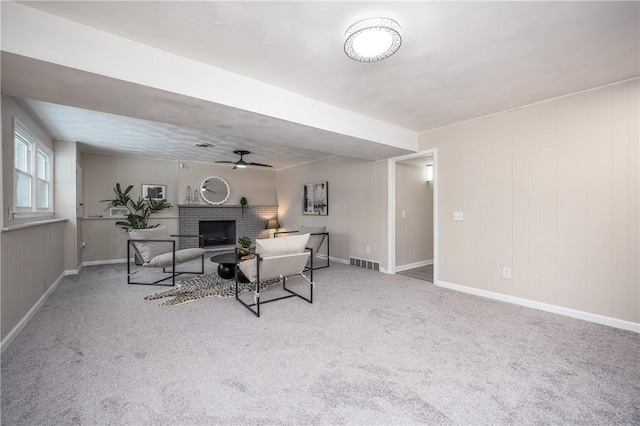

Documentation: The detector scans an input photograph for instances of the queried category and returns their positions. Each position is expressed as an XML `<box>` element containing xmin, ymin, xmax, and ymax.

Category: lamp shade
<box><xmin>265</xmin><ymin>218</ymin><xmax>281</xmax><ymax>230</ymax></box>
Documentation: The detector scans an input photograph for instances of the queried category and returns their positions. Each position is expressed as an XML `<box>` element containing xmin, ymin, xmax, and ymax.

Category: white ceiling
<box><xmin>4</xmin><ymin>1</ymin><xmax>639</xmax><ymax>168</ymax></box>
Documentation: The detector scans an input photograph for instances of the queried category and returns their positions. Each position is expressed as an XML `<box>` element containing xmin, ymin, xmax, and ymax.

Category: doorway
<box><xmin>387</xmin><ymin>149</ymin><xmax>437</xmax><ymax>283</ymax></box>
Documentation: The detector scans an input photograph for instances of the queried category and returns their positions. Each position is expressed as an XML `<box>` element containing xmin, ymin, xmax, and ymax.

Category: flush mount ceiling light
<box><xmin>344</xmin><ymin>16</ymin><xmax>402</xmax><ymax>62</ymax></box>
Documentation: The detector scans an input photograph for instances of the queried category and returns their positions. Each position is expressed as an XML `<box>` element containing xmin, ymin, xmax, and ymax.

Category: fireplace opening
<box><xmin>199</xmin><ymin>220</ymin><xmax>236</xmax><ymax>247</ymax></box>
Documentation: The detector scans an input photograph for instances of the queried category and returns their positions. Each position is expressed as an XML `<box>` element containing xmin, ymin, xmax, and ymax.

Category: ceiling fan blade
<box><xmin>214</xmin><ymin>160</ymin><xmax>235</xmax><ymax>164</ymax></box>
<box><xmin>247</xmin><ymin>162</ymin><xmax>273</xmax><ymax>168</ymax></box>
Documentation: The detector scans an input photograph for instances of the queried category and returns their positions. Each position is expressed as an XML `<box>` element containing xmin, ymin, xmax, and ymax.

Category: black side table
<box><xmin>210</xmin><ymin>252</ymin><xmax>249</xmax><ymax>283</ymax></box>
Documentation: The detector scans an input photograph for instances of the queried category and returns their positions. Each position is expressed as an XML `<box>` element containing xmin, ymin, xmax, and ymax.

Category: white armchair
<box><xmin>236</xmin><ymin>233</ymin><xmax>314</xmax><ymax>317</ymax></box>
<box><xmin>127</xmin><ymin>227</ymin><xmax>206</xmax><ymax>286</ymax></box>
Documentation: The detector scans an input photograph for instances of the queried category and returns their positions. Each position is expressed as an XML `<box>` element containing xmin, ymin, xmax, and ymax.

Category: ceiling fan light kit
<box><xmin>344</xmin><ymin>16</ymin><xmax>402</xmax><ymax>62</ymax></box>
<box><xmin>215</xmin><ymin>150</ymin><xmax>273</xmax><ymax>170</ymax></box>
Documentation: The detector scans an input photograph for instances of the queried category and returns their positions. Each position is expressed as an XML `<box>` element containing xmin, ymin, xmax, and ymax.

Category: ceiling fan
<box><xmin>214</xmin><ymin>150</ymin><xmax>273</xmax><ymax>170</ymax></box>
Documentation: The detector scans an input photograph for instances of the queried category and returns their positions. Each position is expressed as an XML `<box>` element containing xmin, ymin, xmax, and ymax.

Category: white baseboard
<box><xmin>396</xmin><ymin>259</ymin><xmax>434</xmax><ymax>272</ymax></box>
<box><xmin>81</xmin><ymin>258</ymin><xmax>129</xmax><ymax>267</ymax></box>
<box><xmin>64</xmin><ymin>263</ymin><xmax>83</xmax><ymax>275</ymax></box>
<box><xmin>329</xmin><ymin>256</ymin><xmax>350</xmax><ymax>265</ymax></box>
<box><xmin>1</xmin><ymin>272</ymin><xmax>66</xmax><ymax>353</ymax></box>
<box><xmin>436</xmin><ymin>280</ymin><xmax>640</xmax><ymax>333</ymax></box>
<box><xmin>65</xmin><ymin>270</ymin><xmax>78</xmax><ymax>275</ymax></box>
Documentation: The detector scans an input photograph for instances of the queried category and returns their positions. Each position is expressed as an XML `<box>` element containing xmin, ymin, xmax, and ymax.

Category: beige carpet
<box><xmin>2</xmin><ymin>260</ymin><xmax>638</xmax><ymax>425</ymax></box>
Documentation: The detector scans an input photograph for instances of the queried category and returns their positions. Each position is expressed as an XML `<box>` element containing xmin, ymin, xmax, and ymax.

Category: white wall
<box><xmin>420</xmin><ymin>79</ymin><xmax>639</xmax><ymax>324</ymax></box>
<box><xmin>276</xmin><ymin>156</ymin><xmax>388</xmax><ymax>267</ymax></box>
<box><xmin>396</xmin><ymin>162</ymin><xmax>434</xmax><ymax>266</ymax></box>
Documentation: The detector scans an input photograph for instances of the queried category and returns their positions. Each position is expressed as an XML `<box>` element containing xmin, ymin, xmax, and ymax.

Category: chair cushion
<box><xmin>128</xmin><ymin>227</ymin><xmax>172</xmax><ymax>263</ymax></box>
<box><xmin>256</xmin><ymin>233</ymin><xmax>310</xmax><ymax>257</ymax></box>
<box><xmin>145</xmin><ymin>248</ymin><xmax>205</xmax><ymax>267</ymax></box>
<box><xmin>299</xmin><ymin>226</ymin><xmax>326</xmax><ymax>255</ymax></box>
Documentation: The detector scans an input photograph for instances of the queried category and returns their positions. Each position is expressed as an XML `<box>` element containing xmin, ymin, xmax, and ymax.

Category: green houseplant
<box><xmin>240</xmin><ymin>196</ymin><xmax>249</xmax><ymax>217</ymax></box>
<box><xmin>237</xmin><ymin>236</ymin><xmax>252</xmax><ymax>256</ymax></box>
<box><xmin>101</xmin><ymin>183</ymin><xmax>173</xmax><ymax>230</ymax></box>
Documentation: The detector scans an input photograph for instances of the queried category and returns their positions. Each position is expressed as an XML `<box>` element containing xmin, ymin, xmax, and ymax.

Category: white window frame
<box><xmin>13</xmin><ymin>118</ymin><xmax>54</xmax><ymax>218</ymax></box>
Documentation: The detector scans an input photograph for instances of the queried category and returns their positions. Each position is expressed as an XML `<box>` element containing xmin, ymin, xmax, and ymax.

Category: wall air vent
<box><xmin>349</xmin><ymin>257</ymin><xmax>380</xmax><ymax>271</ymax></box>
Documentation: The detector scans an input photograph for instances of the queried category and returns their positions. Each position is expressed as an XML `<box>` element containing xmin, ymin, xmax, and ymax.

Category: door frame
<box><xmin>387</xmin><ymin>148</ymin><xmax>438</xmax><ymax>282</ymax></box>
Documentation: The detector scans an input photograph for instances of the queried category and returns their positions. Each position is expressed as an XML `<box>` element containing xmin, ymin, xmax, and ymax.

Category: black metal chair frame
<box><xmin>273</xmin><ymin>230</ymin><xmax>330</xmax><ymax>270</ymax></box>
<box><xmin>127</xmin><ymin>234</ymin><xmax>205</xmax><ymax>286</ymax></box>
<box><xmin>234</xmin><ymin>246</ymin><xmax>314</xmax><ymax>318</ymax></box>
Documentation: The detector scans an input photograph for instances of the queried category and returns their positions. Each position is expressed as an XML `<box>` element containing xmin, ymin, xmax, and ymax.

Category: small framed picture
<box><xmin>109</xmin><ymin>207</ymin><xmax>129</xmax><ymax>217</ymax></box>
<box><xmin>302</xmin><ymin>181</ymin><xmax>328</xmax><ymax>215</ymax></box>
<box><xmin>142</xmin><ymin>184</ymin><xmax>167</xmax><ymax>200</ymax></box>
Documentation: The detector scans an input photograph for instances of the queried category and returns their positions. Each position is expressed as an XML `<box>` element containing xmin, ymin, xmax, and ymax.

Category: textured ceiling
<box><xmin>21</xmin><ymin>99</ymin><xmax>332</xmax><ymax>171</ymax></box>
<box><xmin>4</xmin><ymin>1</ymin><xmax>639</xmax><ymax>168</ymax></box>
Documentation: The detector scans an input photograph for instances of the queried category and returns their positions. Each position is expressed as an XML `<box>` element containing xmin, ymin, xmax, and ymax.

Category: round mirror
<box><xmin>200</xmin><ymin>176</ymin><xmax>230</xmax><ymax>205</ymax></box>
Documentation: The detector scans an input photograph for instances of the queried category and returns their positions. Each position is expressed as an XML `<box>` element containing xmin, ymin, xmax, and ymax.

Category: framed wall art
<box><xmin>302</xmin><ymin>181</ymin><xmax>328</xmax><ymax>216</ymax></box>
<box><xmin>142</xmin><ymin>184</ymin><xmax>167</xmax><ymax>200</ymax></box>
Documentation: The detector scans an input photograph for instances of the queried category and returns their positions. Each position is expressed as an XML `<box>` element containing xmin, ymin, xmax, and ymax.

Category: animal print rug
<box><xmin>144</xmin><ymin>273</ymin><xmax>283</xmax><ymax>307</ymax></box>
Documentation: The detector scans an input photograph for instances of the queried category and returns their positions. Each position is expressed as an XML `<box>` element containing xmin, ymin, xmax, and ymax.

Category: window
<box><xmin>13</xmin><ymin>119</ymin><xmax>54</xmax><ymax>217</ymax></box>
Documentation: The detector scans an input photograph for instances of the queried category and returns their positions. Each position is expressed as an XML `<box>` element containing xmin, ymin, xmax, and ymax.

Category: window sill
<box><xmin>12</xmin><ymin>211</ymin><xmax>55</xmax><ymax>219</ymax></box>
<box><xmin>1</xmin><ymin>218</ymin><xmax>67</xmax><ymax>232</ymax></box>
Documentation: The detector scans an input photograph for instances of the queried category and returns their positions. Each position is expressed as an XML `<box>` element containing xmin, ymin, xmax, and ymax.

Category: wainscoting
<box><xmin>1</xmin><ymin>220</ymin><xmax>66</xmax><ymax>343</ymax></box>
<box><xmin>81</xmin><ymin>217</ymin><xmax>178</xmax><ymax>262</ymax></box>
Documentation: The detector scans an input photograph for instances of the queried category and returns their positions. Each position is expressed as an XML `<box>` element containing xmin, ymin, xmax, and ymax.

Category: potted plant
<box><xmin>101</xmin><ymin>183</ymin><xmax>173</xmax><ymax>230</ymax></box>
<box><xmin>240</xmin><ymin>196</ymin><xmax>249</xmax><ymax>217</ymax></box>
<box><xmin>237</xmin><ymin>236</ymin><xmax>252</xmax><ymax>256</ymax></box>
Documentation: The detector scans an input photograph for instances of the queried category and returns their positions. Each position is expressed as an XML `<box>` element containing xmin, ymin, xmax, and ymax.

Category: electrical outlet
<box><xmin>502</xmin><ymin>267</ymin><xmax>511</xmax><ymax>280</ymax></box>
<box><xmin>453</xmin><ymin>211</ymin><xmax>464</xmax><ymax>221</ymax></box>
<box><xmin>366</xmin><ymin>246</ymin><xmax>371</xmax><ymax>254</ymax></box>
<box><xmin>402</xmin><ymin>210</ymin><xmax>406</xmax><ymax>218</ymax></box>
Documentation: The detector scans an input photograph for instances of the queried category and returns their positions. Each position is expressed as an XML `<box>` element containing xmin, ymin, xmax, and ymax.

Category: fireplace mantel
<box><xmin>177</xmin><ymin>204</ymin><xmax>277</xmax><ymax>208</ymax></box>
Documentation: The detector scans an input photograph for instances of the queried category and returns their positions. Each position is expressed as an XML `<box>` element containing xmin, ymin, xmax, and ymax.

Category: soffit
<box><xmin>21</xmin><ymin>1</ymin><xmax>640</xmax><ymax>131</ymax></box>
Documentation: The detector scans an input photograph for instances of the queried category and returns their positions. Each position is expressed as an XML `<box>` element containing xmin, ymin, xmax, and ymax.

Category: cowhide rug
<box><xmin>144</xmin><ymin>273</ymin><xmax>282</xmax><ymax>307</ymax></box>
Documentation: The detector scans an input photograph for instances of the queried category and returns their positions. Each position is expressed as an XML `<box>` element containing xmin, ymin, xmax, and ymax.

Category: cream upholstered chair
<box><xmin>274</xmin><ymin>225</ymin><xmax>329</xmax><ymax>269</ymax></box>
<box><xmin>127</xmin><ymin>227</ymin><xmax>205</xmax><ymax>286</ymax></box>
<box><xmin>236</xmin><ymin>233</ymin><xmax>314</xmax><ymax>317</ymax></box>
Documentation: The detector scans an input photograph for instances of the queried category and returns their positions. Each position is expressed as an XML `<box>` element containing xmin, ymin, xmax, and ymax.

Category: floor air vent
<box><xmin>349</xmin><ymin>257</ymin><xmax>380</xmax><ymax>271</ymax></box>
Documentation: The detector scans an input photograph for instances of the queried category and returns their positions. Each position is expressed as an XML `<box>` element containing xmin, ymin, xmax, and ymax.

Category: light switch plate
<box><xmin>453</xmin><ymin>211</ymin><xmax>464</xmax><ymax>221</ymax></box>
<box><xmin>502</xmin><ymin>267</ymin><xmax>511</xmax><ymax>279</ymax></box>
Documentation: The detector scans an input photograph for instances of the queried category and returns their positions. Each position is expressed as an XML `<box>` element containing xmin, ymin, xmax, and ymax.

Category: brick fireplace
<box><xmin>178</xmin><ymin>204</ymin><xmax>278</xmax><ymax>250</ymax></box>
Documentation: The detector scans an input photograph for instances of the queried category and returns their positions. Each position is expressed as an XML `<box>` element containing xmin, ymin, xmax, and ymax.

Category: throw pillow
<box><xmin>256</xmin><ymin>233</ymin><xmax>310</xmax><ymax>257</ymax></box>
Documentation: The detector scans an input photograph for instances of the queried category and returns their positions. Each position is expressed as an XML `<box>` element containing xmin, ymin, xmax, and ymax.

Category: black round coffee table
<box><xmin>210</xmin><ymin>252</ymin><xmax>249</xmax><ymax>283</ymax></box>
